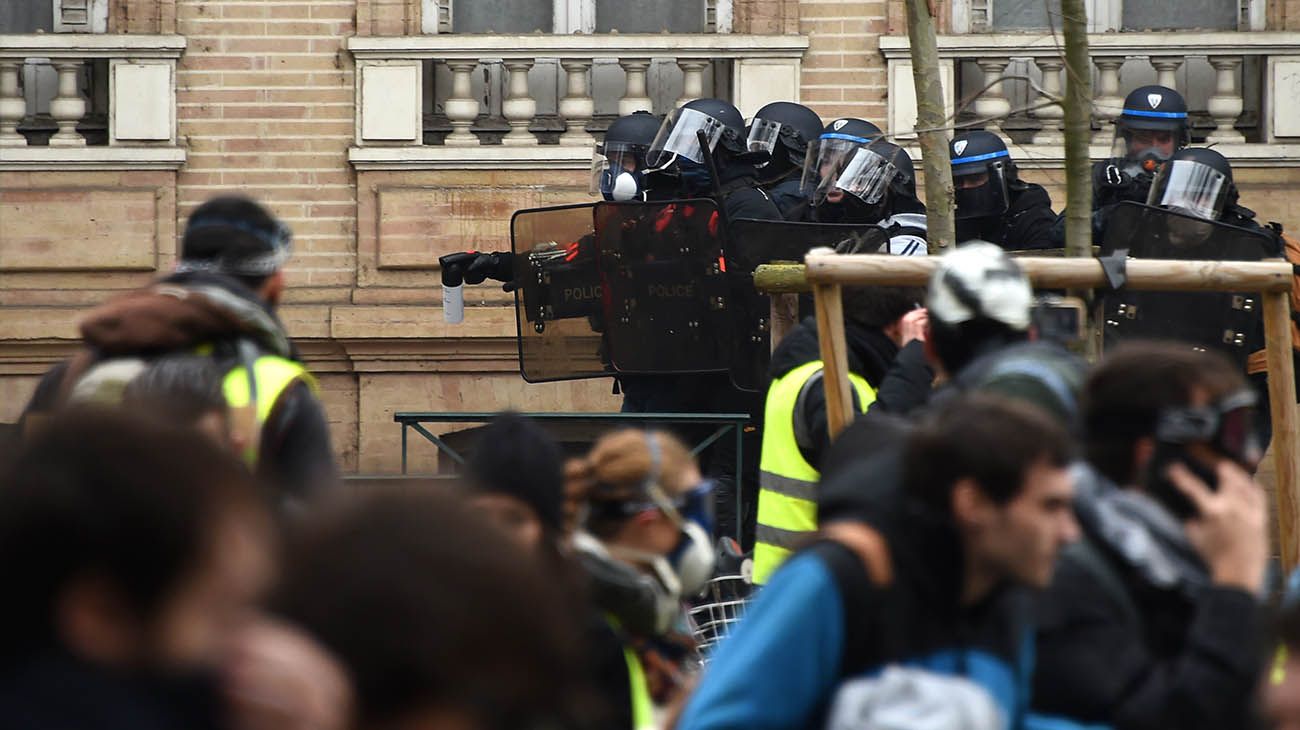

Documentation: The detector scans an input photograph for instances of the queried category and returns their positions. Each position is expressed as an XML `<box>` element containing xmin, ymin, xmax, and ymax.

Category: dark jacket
<box><xmin>678</xmin><ymin>462</ymin><xmax>1038</xmax><ymax>729</ymax></box>
<box><xmin>958</xmin><ymin>181</ymin><xmax>1058</xmax><ymax>250</ymax></box>
<box><xmin>768</xmin><ymin>317</ymin><xmax>931</xmax><ymax>470</ymax></box>
<box><xmin>1031</xmin><ymin>465</ymin><xmax>1265</xmax><ymax>730</ymax></box>
<box><xmin>718</xmin><ymin>164</ymin><xmax>783</xmax><ymax>224</ymax></box>
<box><xmin>761</xmin><ymin>170</ymin><xmax>811</xmax><ymax>221</ymax></box>
<box><xmin>0</xmin><ymin>649</ymin><xmax>223</xmax><ymax>730</ymax></box>
<box><xmin>20</xmin><ymin>272</ymin><xmax>337</xmax><ymax>501</ymax></box>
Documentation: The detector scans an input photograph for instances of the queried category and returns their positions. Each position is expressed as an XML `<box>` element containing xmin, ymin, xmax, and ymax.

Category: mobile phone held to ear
<box><xmin>1144</xmin><ymin>442</ymin><xmax>1218</xmax><ymax>521</ymax></box>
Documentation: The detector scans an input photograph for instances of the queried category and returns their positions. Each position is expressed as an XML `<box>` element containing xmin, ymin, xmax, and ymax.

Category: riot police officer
<box><xmin>1147</xmin><ymin>147</ymin><xmax>1269</xmax><ymax>233</ymax></box>
<box><xmin>800</xmin><ymin>119</ymin><xmax>927</xmax><ymax>255</ymax></box>
<box><xmin>744</xmin><ymin>101</ymin><xmax>824</xmax><ymax>220</ymax></box>
<box><xmin>646</xmin><ymin>97</ymin><xmax>782</xmax><ymax>222</ymax></box>
<box><xmin>590</xmin><ymin>110</ymin><xmax>664</xmax><ymax>202</ymax></box>
<box><xmin>1100</xmin><ymin>84</ymin><xmax>1191</xmax><ymax>208</ymax></box>
<box><xmin>1051</xmin><ymin>84</ymin><xmax>1191</xmax><ymax>246</ymax></box>
<box><xmin>949</xmin><ymin>130</ymin><xmax>1057</xmax><ymax>249</ymax></box>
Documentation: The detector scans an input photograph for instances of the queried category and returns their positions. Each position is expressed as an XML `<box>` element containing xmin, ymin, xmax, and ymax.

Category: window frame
<box><xmin>950</xmin><ymin>0</ymin><xmax>1264</xmax><ymax>33</ymax></box>
<box><xmin>422</xmin><ymin>0</ymin><xmax>730</xmax><ymax>34</ymax></box>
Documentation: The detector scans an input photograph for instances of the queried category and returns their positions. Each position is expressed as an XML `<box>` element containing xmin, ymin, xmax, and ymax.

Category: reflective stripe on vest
<box><xmin>622</xmin><ymin>645</ymin><xmax>655</xmax><ymax>730</ymax></box>
<box><xmin>222</xmin><ymin>355</ymin><xmax>316</xmax><ymax>466</ymax></box>
<box><xmin>752</xmin><ymin>360</ymin><xmax>874</xmax><ymax>585</ymax></box>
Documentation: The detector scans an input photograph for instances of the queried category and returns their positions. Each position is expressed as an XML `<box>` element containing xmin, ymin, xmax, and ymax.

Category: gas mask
<box><xmin>581</xmin><ymin>436</ymin><xmax>717</xmax><ymax>635</ymax></box>
<box><xmin>601</xmin><ymin>169</ymin><xmax>647</xmax><ymax>202</ymax></box>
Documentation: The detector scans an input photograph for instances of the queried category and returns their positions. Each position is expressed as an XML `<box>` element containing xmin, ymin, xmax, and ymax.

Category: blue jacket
<box><xmin>678</xmin><ymin>454</ymin><xmax>1034</xmax><ymax>729</ymax></box>
<box><xmin>678</xmin><ymin>457</ymin><xmax>1108</xmax><ymax>730</ymax></box>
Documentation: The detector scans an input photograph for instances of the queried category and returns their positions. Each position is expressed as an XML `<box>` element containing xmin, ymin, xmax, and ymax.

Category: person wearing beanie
<box><xmin>20</xmin><ymin>195</ymin><xmax>337</xmax><ymax>503</ymax></box>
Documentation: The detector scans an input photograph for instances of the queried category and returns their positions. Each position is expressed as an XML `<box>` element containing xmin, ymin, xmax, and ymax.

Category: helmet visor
<box><xmin>1148</xmin><ymin>159</ymin><xmax>1230</xmax><ymax>221</ymax></box>
<box><xmin>802</xmin><ymin>136</ymin><xmax>874</xmax><ymax>206</ymax></box>
<box><xmin>1113</xmin><ymin>119</ymin><xmax>1183</xmax><ymax>171</ymax></box>
<box><xmin>648</xmin><ymin>107</ymin><xmax>724</xmax><ymax>167</ymax></box>
<box><xmin>746</xmin><ymin>117</ymin><xmax>784</xmax><ymax>156</ymax></box>
<box><xmin>834</xmin><ymin>146</ymin><xmax>899</xmax><ymax>205</ymax></box>
<box><xmin>954</xmin><ymin>163</ymin><xmax>1010</xmax><ymax>220</ymax></box>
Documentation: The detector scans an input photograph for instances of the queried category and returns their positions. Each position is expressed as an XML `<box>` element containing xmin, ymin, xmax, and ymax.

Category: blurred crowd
<box><xmin>3</xmin><ymin>82</ymin><xmax>1299</xmax><ymax>728</ymax></box>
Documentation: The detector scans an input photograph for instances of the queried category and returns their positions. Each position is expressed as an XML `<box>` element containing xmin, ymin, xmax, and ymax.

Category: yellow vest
<box><xmin>605</xmin><ymin>615</ymin><xmax>655</xmax><ymax>730</ymax></box>
<box><xmin>222</xmin><ymin>355</ymin><xmax>316</xmax><ymax>467</ymax></box>
<box><xmin>752</xmin><ymin>360</ymin><xmax>875</xmax><ymax>585</ymax></box>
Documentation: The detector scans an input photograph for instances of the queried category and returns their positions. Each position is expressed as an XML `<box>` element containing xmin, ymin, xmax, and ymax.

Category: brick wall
<box><xmin>175</xmin><ymin>0</ymin><xmax>358</xmax><ymax>305</ymax></box>
<box><xmin>798</xmin><ymin>0</ymin><xmax>890</xmax><ymax>124</ymax></box>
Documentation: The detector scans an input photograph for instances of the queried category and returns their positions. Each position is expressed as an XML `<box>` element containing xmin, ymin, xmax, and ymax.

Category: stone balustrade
<box><xmin>879</xmin><ymin>32</ymin><xmax>1300</xmax><ymax>153</ymax></box>
<box><xmin>347</xmin><ymin>33</ymin><xmax>809</xmax><ymax>169</ymax></box>
<box><xmin>0</xmin><ymin>34</ymin><xmax>185</xmax><ymax>169</ymax></box>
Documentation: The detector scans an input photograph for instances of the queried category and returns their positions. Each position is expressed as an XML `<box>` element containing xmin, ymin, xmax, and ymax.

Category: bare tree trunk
<box><xmin>904</xmin><ymin>0</ymin><xmax>955</xmax><ymax>254</ymax></box>
<box><xmin>1061</xmin><ymin>0</ymin><xmax>1092</xmax><ymax>257</ymax></box>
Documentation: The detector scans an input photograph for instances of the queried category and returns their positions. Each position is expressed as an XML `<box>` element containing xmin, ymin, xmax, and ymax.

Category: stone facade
<box><xmin>2</xmin><ymin>0</ymin><xmax>1297</xmax><ymax>475</ymax></box>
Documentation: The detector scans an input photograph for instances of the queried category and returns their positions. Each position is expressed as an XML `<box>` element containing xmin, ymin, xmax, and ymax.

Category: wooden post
<box><xmin>770</xmin><ymin>293</ymin><xmax>800</xmax><ymax>354</ymax></box>
<box><xmin>1264</xmin><ymin>291</ymin><xmax>1300</xmax><ymax>571</ymax></box>
<box><xmin>799</xmin><ymin>251</ymin><xmax>1299</xmax><ymax>569</ymax></box>
<box><xmin>813</xmin><ymin>283</ymin><xmax>854</xmax><ymax>439</ymax></box>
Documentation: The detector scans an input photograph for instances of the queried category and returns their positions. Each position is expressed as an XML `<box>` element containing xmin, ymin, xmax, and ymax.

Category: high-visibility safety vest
<box><xmin>604</xmin><ymin>614</ymin><xmax>655</xmax><ymax>730</ymax></box>
<box><xmin>752</xmin><ymin>360</ymin><xmax>875</xmax><ymax>585</ymax></box>
<box><xmin>222</xmin><ymin>354</ymin><xmax>316</xmax><ymax>467</ymax></box>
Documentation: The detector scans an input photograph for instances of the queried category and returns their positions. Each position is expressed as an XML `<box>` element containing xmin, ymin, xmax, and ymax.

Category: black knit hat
<box><xmin>466</xmin><ymin>413</ymin><xmax>565</xmax><ymax>533</ymax></box>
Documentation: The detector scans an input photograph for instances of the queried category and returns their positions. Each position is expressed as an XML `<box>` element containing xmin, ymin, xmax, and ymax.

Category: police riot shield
<box><xmin>592</xmin><ymin>199</ymin><xmax>732</xmax><ymax>375</ymax></box>
<box><xmin>511</xmin><ymin>203</ymin><xmax>611</xmax><ymax>383</ymax></box>
<box><xmin>724</xmin><ymin>219</ymin><xmax>894</xmax><ymax>391</ymax></box>
<box><xmin>1099</xmin><ymin>202</ymin><xmax>1279</xmax><ymax>368</ymax></box>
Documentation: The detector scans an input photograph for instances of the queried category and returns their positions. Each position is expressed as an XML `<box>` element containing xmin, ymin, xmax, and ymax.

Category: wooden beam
<box><xmin>1264</xmin><ymin>291</ymin><xmax>1300</xmax><ymax>572</ymax></box>
<box><xmin>803</xmin><ymin>252</ymin><xmax>1294</xmax><ymax>293</ymax></box>
<box><xmin>813</xmin><ymin>283</ymin><xmax>853</xmax><ymax>439</ymax></box>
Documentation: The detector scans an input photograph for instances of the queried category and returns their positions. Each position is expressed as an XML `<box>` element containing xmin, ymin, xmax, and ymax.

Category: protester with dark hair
<box><xmin>21</xmin><ymin>195</ymin><xmax>336</xmax><ymax>503</ymax></box>
<box><xmin>0</xmin><ymin>409</ymin><xmax>276</xmax><ymax>730</ymax></box>
<box><xmin>679</xmin><ymin>395</ymin><xmax>1079</xmax><ymax>729</ymax></box>
<box><xmin>275</xmin><ymin>488</ymin><xmax>583</xmax><ymax>730</ymax></box>
<box><xmin>1032</xmin><ymin>342</ymin><xmax>1269</xmax><ymax>730</ymax></box>
<box><xmin>751</xmin><ymin>285</ymin><xmax>928</xmax><ymax>583</ymax></box>
<box><xmin>465</xmin><ymin>412</ymin><xmax>567</xmax><ymax>557</ymax></box>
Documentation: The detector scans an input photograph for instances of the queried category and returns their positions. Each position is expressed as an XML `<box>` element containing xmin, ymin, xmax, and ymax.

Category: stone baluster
<box><xmin>48</xmin><ymin>60</ymin><xmax>86</xmax><ymax>147</ymax></box>
<box><xmin>675</xmin><ymin>58</ymin><xmax>709</xmax><ymax>109</ymax></box>
<box><xmin>1206</xmin><ymin>55</ymin><xmax>1245</xmax><ymax>144</ymax></box>
<box><xmin>1031</xmin><ymin>56</ymin><xmax>1065</xmax><ymax>145</ymax></box>
<box><xmin>558</xmin><ymin>58</ymin><xmax>594</xmax><ymax>145</ymax></box>
<box><xmin>973</xmin><ymin>57</ymin><xmax>1011</xmax><ymax>136</ymax></box>
<box><xmin>0</xmin><ymin>60</ymin><xmax>26</xmax><ymax>146</ymax></box>
<box><xmin>443</xmin><ymin>60</ymin><xmax>480</xmax><ymax>146</ymax></box>
<box><xmin>501</xmin><ymin>60</ymin><xmax>537</xmax><ymax>146</ymax></box>
<box><xmin>1093</xmin><ymin>57</ymin><xmax>1125</xmax><ymax>145</ymax></box>
<box><xmin>618</xmin><ymin>58</ymin><xmax>653</xmax><ymax>115</ymax></box>
<box><xmin>1150</xmin><ymin>56</ymin><xmax>1183</xmax><ymax>91</ymax></box>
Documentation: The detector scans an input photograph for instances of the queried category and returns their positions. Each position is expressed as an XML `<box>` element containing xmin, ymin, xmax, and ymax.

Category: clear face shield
<box><xmin>827</xmin><ymin>145</ymin><xmax>900</xmax><ymax>206</ymax></box>
<box><xmin>1147</xmin><ymin>159</ymin><xmax>1230</xmax><ymax>221</ymax></box>
<box><xmin>589</xmin><ymin>141</ymin><xmax>647</xmax><ymax>201</ymax></box>
<box><xmin>647</xmin><ymin>107</ymin><xmax>725</xmax><ymax>168</ymax></box>
<box><xmin>745</xmin><ymin>117</ymin><xmax>784</xmax><ymax>166</ymax></box>
<box><xmin>802</xmin><ymin>136</ymin><xmax>884</xmax><ymax>206</ymax></box>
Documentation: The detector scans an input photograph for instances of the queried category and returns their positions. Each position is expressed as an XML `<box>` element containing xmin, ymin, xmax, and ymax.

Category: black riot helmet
<box><xmin>591</xmin><ymin>111</ymin><xmax>662</xmax><ymax>201</ymax></box>
<box><xmin>1147</xmin><ymin>147</ymin><xmax>1238</xmax><ymax>221</ymax></box>
<box><xmin>801</xmin><ymin>118</ymin><xmax>884</xmax><ymax>207</ymax></box>
<box><xmin>1113</xmin><ymin>85</ymin><xmax>1190</xmax><ymax>172</ymax></box>
<box><xmin>647</xmin><ymin>98</ymin><xmax>748</xmax><ymax>170</ymax></box>
<box><xmin>746</xmin><ymin>101</ymin><xmax>824</xmax><ymax>171</ymax></box>
<box><xmin>950</xmin><ymin>130</ymin><xmax>1015</xmax><ymax>221</ymax></box>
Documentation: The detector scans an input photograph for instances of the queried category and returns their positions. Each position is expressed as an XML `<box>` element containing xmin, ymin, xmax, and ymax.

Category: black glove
<box><xmin>438</xmin><ymin>251</ymin><xmax>517</xmax><ymax>290</ymax></box>
<box><xmin>1099</xmin><ymin>162</ymin><xmax>1131</xmax><ymax>190</ymax></box>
